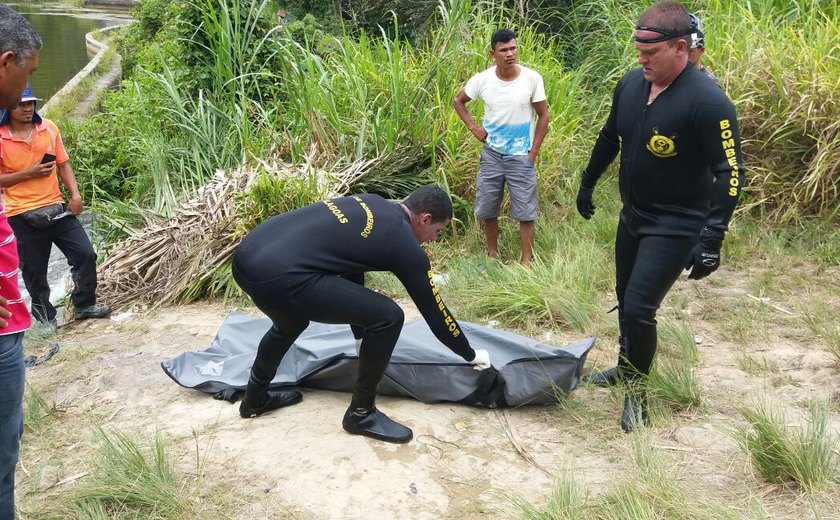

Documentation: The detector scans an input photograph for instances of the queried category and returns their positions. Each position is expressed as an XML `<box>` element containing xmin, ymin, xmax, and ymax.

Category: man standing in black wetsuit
<box><xmin>576</xmin><ymin>0</ymin><xmax>744</xmax><ymax>432</ymax></box>
<box><xmin>232</xmin><ymin>185</ymin><xmax>491</xmax><ymax>444</ymax></box>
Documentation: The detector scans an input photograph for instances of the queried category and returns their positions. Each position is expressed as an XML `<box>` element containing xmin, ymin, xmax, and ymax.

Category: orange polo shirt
<box><xmin>0</xmin><ymin>118</ymin><xmax>70</xmax><ymax>217</ymax></box>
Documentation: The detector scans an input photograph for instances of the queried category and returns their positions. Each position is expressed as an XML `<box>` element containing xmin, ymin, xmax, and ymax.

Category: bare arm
<box><xmin>528</xmin><ymin>100</ymin><xmax>549</xmax><ymax>163</ymax></box>
<box><xmin>453</xmin><ymin>89</ymin><xmax>488</xmax><ymax>143</ymax></box>
<box><xmin>57</xmin><ymin>161</ymin><xmax>83</xmax><ymax>215</ymax></box>
<box><xmin>0</xmin><ymin>161</ymin><xmax>55</xmax><ymax>187</ymax></box>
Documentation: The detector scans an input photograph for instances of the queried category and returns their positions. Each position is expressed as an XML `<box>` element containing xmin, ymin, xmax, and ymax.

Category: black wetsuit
<box><xmin>583</xmin><ymin>63</ymin><xmax>745</xmax><ymax>375</ymax></box>
<box><xmin>232</xmin><ymin>194</ymin><xmax>475</xmax><ymax>409</ymax></box>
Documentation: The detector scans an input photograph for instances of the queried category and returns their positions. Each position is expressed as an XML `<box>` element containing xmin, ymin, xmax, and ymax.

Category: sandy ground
<box><xmin>21</xmin><ymin>302</ymin><xmax>568</xmax><ymax>518</ymax></box>
<box><xmin>17</xmin><ymin>275</ymin><xmax>840</xmax><ymax>518</ymax></box>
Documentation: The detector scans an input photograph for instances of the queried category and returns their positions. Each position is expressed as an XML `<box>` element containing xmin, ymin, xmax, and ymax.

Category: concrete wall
<box><xmin>41</xmin><ymin>24</ymin><xmax>127</xmax><ymax>116</ymax></box>
<box><xmin>85</xmin><ymin>0</ymin><xmax>139</xmax><ymax>7</ymax></box>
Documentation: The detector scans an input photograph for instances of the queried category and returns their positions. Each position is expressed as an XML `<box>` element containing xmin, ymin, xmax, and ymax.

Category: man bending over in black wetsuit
<box><xmin>232</xmin><ymin>185</ymin><xmax>491</xmax><ymax>444</ymax></box>
<box><xmin>576</xmin><ymin>1</ymin><xmax>744</xmax><ymax>432</ymax></box>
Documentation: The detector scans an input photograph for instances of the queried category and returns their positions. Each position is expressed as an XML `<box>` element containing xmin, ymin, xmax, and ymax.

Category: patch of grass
<box><xmin>737</xmin><ymin>351</ymin><xmax>776</xmax><ymax>377</ymax></box>
<box><xmin>23</xmin><ymin>385</ymin><xmax>57</xmax><ymax>433</ymax></box>
<box><xmin>24</xmin><ymin>322</ymin><xmax>59</xmax><ymax>349</ymax></box>
<box><xmin>116</xmin><ymin>321</ymin><xmax>152</xmax><ymax>335</ymax></box>
<box><xmin>747</xmin><ymin>269</ymin><xmax>778</xmax><ymax>299</ymax></box>
<box><xmin>770</xmin><ymin>374</ymin><xmax>800</xmax><ymax>388</ymax></box>
<box><xmin>801</xmin><ymin>301</ymin><xmax>840</xmax><ymax>365</ymax></box>
<box><xmin>658</xmin><ymin>319</ymin><xmax>699</xmax><ymax>364</ymax></box>
<box><xmin>511</xmin><ymin>470</ymin><xmax>586</xmax><ymax>520</ymax></box>
<box><xmin>365</xmin><ymin>271</ymin><xmax>409</xmax><ymax>300</ymax></box>
<box><xmin>59</xmin><ymin>428</ymin><xmax>193</xmax><ymax>519</ymax></box>
<box><xmin>639</xmin><ymin>319</ymin><xmax>703</xmax><ymax>416</ymax></box>
<box><xmin>512</xmin><ymin>433</ymin><xmax>742</xmax><ymax>519</ymax></box>
<box><xmin>734</xmin><ymin>399</ymin><xmax>839</xmax><ymax>492</ymax></box>
<box><xmin>552</xmin><ymin>392</ymin><xmax>607</xmax><ymax>431</ymax></box>
<box><xmin>646</xmin><ymin>358</ymin><xmax>703</xmax><ymax>414</ymax></box>
<box><xmin>667</xmin><ymin>292</ymin><xmax>690</xmax><ymax>313</ymax></box>
<box><xmin>601</xmin><ymin>434</ymin><xmax>744</xmax><ymax>519</ymax></box>
<box><xmin>720</xmin><ymin>295</ymin><xmax>770</xmax><ymax>345</ymax></box>
<box><xmin>445</xmin><ymin>226</ymin><xmax>611</xmax><ymax>332</ymax></box>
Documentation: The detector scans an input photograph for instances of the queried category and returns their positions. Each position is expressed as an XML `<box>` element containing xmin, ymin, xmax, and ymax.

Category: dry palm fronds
<box><xmin>97</xmin><ymin>157</ymin><xmax>379</xmax><ymax>310</ymax></box>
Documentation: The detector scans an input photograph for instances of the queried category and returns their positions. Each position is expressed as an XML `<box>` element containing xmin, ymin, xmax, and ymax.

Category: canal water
<box><xmin>6</xmin><ymin>1</ymin><xmax>130</xmax><ymax>102</ymax></box>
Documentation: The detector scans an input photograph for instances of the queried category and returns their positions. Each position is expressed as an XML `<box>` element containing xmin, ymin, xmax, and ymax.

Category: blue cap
<box><xmin>20</xmin><ymin>83</ymin><xmax>41</xmax><ymax>103</ymax></box>
<box><xmin>0</xmin><ymin>83</ymin><xmax>42</xmax><ymax>126</ymax></box>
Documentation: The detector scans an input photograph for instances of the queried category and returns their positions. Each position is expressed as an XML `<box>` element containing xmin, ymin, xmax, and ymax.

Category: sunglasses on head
<box><xmin>634</xmin><ymin>25</ymin><xmax>694</xmax><ymax>43</ymax></box>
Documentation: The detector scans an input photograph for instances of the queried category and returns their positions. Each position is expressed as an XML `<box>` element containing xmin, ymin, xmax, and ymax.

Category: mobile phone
<box><xmin>40</xmin><ymin>153</ymin><xmax>56</xmax><ymax>164</ymax></box>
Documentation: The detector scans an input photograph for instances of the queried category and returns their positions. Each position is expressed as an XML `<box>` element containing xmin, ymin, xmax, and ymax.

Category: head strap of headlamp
<box><xmin>634</xmin><ymin>25</ymin><xmax>694</xmax><ymax>43</ymax></box>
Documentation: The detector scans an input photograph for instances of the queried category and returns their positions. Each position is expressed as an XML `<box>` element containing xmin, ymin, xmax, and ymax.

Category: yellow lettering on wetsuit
<box><xmin>352</xmin><ymin>196</ymin><xmax>375</xmax><ymax>238</ymax></box>
<box><xmin>427</xmin><ymin>270</ymin><xmax>461</xmax><ymax>338</ymax></box>
<box><xmin>323</xmin><ymin>200</ymin><xmax>348</xmax><ymax>224</ymax></box>
<box><xmin>719</xmin><ymin>119</ymin><xmax>740</xmax><ymax>197</ymax></box>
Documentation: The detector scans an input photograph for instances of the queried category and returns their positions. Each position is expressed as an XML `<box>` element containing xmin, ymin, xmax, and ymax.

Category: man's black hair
<box><xmin>403</xmin><ymin>185</ymin><xmax>453</xmax><ymax>223</ymax></box>
<box><xmin>0</xmin><ymin>5</ymin><xmax>43</xmax><ymax>66</ymax></box>
<box><xmin>491</xmin><ymin>28</ymin><xmax>516</xmax><ymax>50</ymax></box>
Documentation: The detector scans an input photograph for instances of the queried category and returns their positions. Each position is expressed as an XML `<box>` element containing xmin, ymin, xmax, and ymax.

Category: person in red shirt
<box><xmin>0</xmin><ymin>5</ymin><xmax>40</xmax><ymax>517</ymax></box>
<box><xmin>0</xmin><ymin>85</ymin><xmax>111</xmax><ymax>326</ymax></box>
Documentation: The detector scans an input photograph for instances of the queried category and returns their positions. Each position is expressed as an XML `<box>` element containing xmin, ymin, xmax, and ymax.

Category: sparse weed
<box><xmin>512</xmin><ymin>433</ymin><xmax>741</xmax><ymax>519</ymax></box>
<box><xmin>770</xmin><ymin>374</ymin><xmax>800</xmax><ymax>388</ymax></box>
<box><xmin>365</xmin><ymin>271</ymin><xmax>409</xmax><ymax>300</ymax></box>
<box><xmin>801</xmin><ymin>301</ymin><xmax>840</xmax><ymax>365</ymax></box>
<box><xmin>721</xmin><ymin>296</ymin><xmax>770</xmax><ymax>345</ymax></box>
<box><xmin>23</xmin><ymin>385</ymin><xmax>56</xmax><ymax>433</ymax></box>
<box><xmin>737</xmin><ymin>350</ymin><xmax>776</xmax><ymax>377</ymax></box>
<box><xmin>658</xmin><ymin>319</ymin><xmax>699</xmax><ymax>364</ymax></box>
<box><xmin>512</xmin><ymin>470</ymin><xmax>586</xmax><ymax>520</ymax></box>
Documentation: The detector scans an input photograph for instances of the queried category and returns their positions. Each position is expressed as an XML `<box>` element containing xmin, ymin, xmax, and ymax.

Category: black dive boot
<box><xmin>588</xmin><ymin>337</ymin><xmax>627</xmax><ymax>387</ymax></box>
<box><xmin>239</xmin><ymin>375</ymin><xmax>303</xmax><ymax>418</ymax></box>
<box><xmin>342</xmin><ymin>406</ymin><xmax>413</xmax><ymax>444</ymax></box>
<box><xmin>620</xmin><ymin>389</ymin><xmax>648</xmax><ymax>433</ymax></box>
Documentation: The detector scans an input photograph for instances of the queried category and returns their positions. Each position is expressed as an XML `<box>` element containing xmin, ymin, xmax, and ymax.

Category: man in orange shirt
<box><xmin>0</xmin><ymin>85</ymin><xmax>110</xmax><ymax>326</ymax></box>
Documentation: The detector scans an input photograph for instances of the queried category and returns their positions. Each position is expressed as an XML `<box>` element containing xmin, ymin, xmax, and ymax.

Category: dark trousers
<box><xmin>9</xmin><ymin>214</ymin><xmax>98</xmax><ymax>323</ymax></box>
<box><xmin>615</xmin><ymin>220</ymin><xmax>695</xmax><ymax>376</ymax></box>
<box><xmin>232</xmin><ymin>264</ymin><xmax>404</xmax><ymax>410</ymax></box>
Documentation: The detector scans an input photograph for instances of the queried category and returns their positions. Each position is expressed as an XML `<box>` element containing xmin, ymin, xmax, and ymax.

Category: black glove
<box><xmin>685</xmin><ymin>229</ymin><xmax>724</xmax><ymax>280</ymax></box>
<box><xmin>576</xmin><ymin>187</ymin><xmax>595</xmax><ymax>219</ymax></box>
<box><xmin>576</xmin><ymin>170</ymin><xmax>597</xmax><ymax>219</ymax></box>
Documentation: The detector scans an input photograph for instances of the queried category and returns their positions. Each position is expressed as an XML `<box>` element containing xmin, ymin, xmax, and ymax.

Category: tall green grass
<box><xmin>734</xmin><ymin>399</ymin><xmax>839</xmax><ymax>492</ymax></box>
<box><xmin>444</xmin><ymin>224</ymin><xmax>613</xmax><ymax>332</ymax></box>
<box><xmin>74</xmin><ymin>0</ymin><xmax>840</xmax><ymax>229</ymax></box>
<box><xmin>707</xmin><ymin>0</ymin><xmax>840</xmax><ymax>220</ymax></box>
